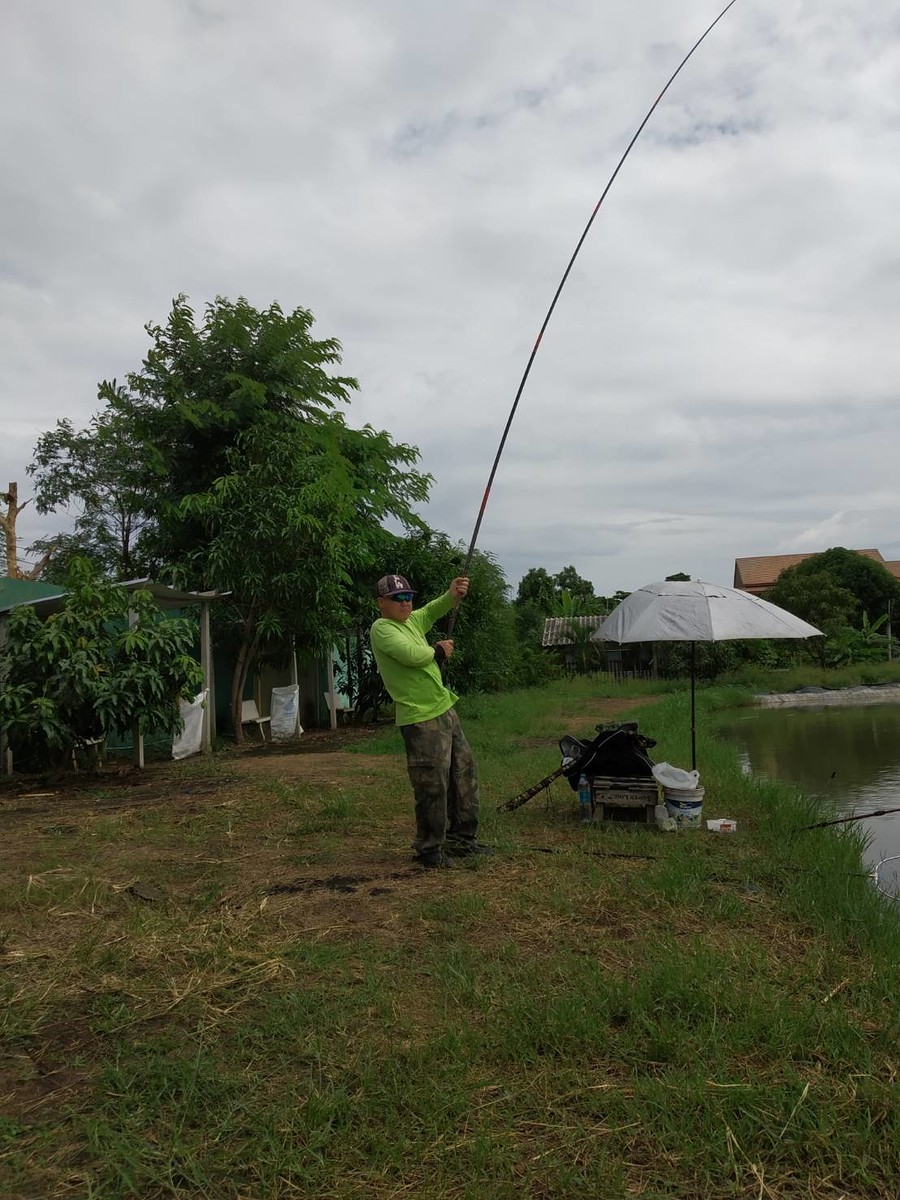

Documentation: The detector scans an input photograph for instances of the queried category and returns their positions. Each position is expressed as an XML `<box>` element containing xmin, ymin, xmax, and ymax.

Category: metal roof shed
<box><xmin>0</xmin><ymin>578</ymin><xmax>227</xmax><ymax>773</ymax></box>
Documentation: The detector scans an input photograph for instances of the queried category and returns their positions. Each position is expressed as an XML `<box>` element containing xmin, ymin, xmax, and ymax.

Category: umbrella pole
<box><xmin>696</xmin><ymin>643</ymin><xmax>700</xmax><ymax>772</ymax></box>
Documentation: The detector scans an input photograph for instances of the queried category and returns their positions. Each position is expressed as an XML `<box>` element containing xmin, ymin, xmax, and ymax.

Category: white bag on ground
<box><xmin>270</xmin><ymin>685</ymin><xmax>303</xmax><ymax>743</ymax></box>
<box><xmin>172</xmin><ymin>690</ymin><xmax>207</xmax><ymax>760</ymax></box>
<box><xmin>652</xmin><ymin>762</ymin><xmax>701</xmax><ymax>791</ymax></box>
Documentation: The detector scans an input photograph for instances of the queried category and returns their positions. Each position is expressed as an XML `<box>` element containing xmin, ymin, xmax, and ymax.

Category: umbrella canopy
<box><xmin>591</xmin><ymin>581</ymin><xmax>822</xmax><ymax>770</ymax></box>
<box><xmin>592</xmin><ymin>580</ymin><xmax>821</xmax><ymax>645</ymax></box>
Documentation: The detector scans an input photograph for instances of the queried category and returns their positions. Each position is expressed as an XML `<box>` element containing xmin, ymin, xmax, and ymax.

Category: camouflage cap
<box><xmin>375</xmin><ymin>574</ymin><xmax>415</xmax><ymax>597</ymax></box>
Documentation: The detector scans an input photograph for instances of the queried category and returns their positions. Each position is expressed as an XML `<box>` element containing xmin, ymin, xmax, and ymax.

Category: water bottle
<box><xmin>577</xmin><ymin>773</ymin><xmax>592</xmax><ymax>823</ymax></box>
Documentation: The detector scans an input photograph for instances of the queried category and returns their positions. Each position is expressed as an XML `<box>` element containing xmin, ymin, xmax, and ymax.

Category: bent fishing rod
<box><xmin>446</xmin><ymin>0</ymin><xmax>741</xmax><ymax>641</ymax></box>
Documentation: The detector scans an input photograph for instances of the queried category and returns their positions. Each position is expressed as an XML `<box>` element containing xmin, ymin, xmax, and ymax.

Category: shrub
<box><xmin>0</xmin><ymin>560</ymin><xmax>203</xmax><ymax>770</ymax></box>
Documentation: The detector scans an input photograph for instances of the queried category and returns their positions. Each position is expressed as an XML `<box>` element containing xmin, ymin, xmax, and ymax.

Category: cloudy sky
<box><xmin>2</xmin><ymin>0</ymin><xmax>899</xmax><ymax>596</ymax></box>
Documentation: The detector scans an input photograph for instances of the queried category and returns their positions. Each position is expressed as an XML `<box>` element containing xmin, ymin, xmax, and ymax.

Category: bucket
<box><xmin>664</xmin><ymin>786</ymin><xmax>704</xmax><ymax>829</ymax></box>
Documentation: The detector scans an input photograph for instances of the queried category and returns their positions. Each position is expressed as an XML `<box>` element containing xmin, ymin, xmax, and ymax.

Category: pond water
<box><xmin>714</xmin><ymin>701</ymin><xmax>900</xmax><ymax>895</ymax></box>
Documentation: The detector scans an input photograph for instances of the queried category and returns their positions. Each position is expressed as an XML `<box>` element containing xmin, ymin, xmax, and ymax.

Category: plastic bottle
<box><xmin>577</xmin><ymin>773</ymin><xmax>592</xmax><ymax>823</ymax></box>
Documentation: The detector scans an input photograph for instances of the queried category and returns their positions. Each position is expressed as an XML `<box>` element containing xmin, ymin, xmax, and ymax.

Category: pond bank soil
<box><xmin>757</xmin><ymin>683</ymin><xmax>900</xmax><ymax>708</ymax></box>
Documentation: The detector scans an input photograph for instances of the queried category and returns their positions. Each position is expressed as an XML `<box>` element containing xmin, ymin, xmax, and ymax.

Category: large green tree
<box><xmin>104</xmin><ymin>294</ymin><xmax>360</xmax><ymax>567</ymax></box>
<box><xmin>180</xmin><ymin>415</ymin><xmax>429</xmax><ymax>737</ymax></box>
<box><xmin>765</xmin><ymin>548</ymin><xmax>900</xmax><ymax>667</ymax></box>
<box><xmin>768</xmin><ymin>548</ymin><xmax>900</xmax><ymax>627</ymax></box>
<box><xmin>28</xmin><ymin>295</ymin><xmax>360</xmax><ymax>577</ymax></box>
<box><xmin>28</xmin><ymin>296</ymin><xmax>433</xmax><ymax>736</ymax></box>
<box><xmin>765</xmin><ymin>568</ymin><xmax>857</xmax><ymax>637</ymax></box>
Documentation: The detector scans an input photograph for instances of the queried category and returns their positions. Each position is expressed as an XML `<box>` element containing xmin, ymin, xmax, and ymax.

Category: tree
<box><xmin>765</xmin><ymin>567</ymin><xmax>857</xmax><ymax>668</ymax></box>
<box><xmin>28</xmin><ymin>295</ymin><xmax>433</xmax><ymax>738</ymax></box>
<box><xmin>553</xmin><ymin>589</ymin><xmax>593</xmax><ymax>618</ymax></box>
<box><xmin>27</xmin><ymin>295</ymin><xmax>360</xmax><ymax>580</ymax></box>
<box><xmin>552</xmin><ymin>565</ymin><xmax>596</xmax><ymax>606</ymax></box>
<box><xmin>766</xmin><ymin>567</ymin><xmax>858</xmax><ymax>635</ymax></box>
<box><xmin>107</xmin><ymin>294</ymin><xmax>358</xmax><ymax>567</ymax></box>
<box><xmin>0</xmin><ymin>559</ymin><xmax>202</xmax><ymax>769</ymax></box>
<box><xmin>561</xmin><ymin>619</ymin><xmax>603</xmax><ymax>674</ymax></box>
<box><xmin>514</xmin><ymin>564</ymin><xmax>601</xmax><ymax>641</ymax></box>
<box><xmin>27</xmin><ymin>414</ymin><xmax>150</xmax><ymax>579</ymax></box>
<box><xmin>0</xmin><ymin>483</ymin><xmax>53</xmax><ymax>579</ymax></box>
<box><xmin>179</xmin><ymin>415</ymin><xmax>430</xmax><ymax>739</ymax></box>
<box><xmin>773</xmin><ymin>549</ymin><xmax>900</xmax><ymax>627</ymax></box>
<box><xmin>826</xmin><ymin>612</ymin><xmax>893</xmax><ymax>667</ymax></box>
<box><xmin>515</xmin><ymin>568</ymin><xmax>556</xmax><ymax>610</ymax></box>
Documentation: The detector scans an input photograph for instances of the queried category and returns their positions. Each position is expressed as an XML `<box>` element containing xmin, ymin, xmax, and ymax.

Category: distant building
<box><xmin>733</xmin><ymin>549</ymin><xmax>900</xmax><ymax>596</ymax></box>
<box><xmin>540</xmin><ymin>615</ymin><xmax>606</xmax><ymax>647</ymax></box>
<box><xmin>541</xmin><ymin>614</ymin><xmax>654</xmax><ymax>679</ymax></box>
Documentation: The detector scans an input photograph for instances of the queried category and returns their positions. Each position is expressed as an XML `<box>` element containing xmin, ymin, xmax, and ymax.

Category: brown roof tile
<box><xmin>734</xmin><ymin>549</ymin><xmax>885</xmax><ymax>592</ymax></box>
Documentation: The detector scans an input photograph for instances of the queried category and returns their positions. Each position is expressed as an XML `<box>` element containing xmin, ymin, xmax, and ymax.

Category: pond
<box><xmin>714</xmin><ymin>701</ymin><xmax>900</xmax><ymax>896</ymax></box>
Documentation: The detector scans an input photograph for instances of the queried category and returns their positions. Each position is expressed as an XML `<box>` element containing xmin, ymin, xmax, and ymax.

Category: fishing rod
<box><xmin>803</xmin><ymin>804</ymin><xmax>900</xmax><ymax>832</ymax></box>
<box><xmin>446</xmin><ymin>0</ymin><xmax>742</xmax><ymax>641</ymax></box>
<box><xmin>498</xmin><ymin>761</ymin><xmax>569</xmax><ymax>813</ymax></box>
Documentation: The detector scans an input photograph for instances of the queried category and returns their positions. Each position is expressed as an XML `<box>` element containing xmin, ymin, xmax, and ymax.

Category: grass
<box><xmin>2</xmin><ymin>673</ymin><xmax>900</xmax><ymax>1197</ymax></box>
<box><xmin>717</xmin><ymin>659</ymin><xmax>900</xmax><ymax>693</ymax></box>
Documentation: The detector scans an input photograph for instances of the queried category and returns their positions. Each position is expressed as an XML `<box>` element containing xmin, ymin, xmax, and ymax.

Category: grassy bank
<box><xmin>2</xmin><ymin>676</ymin><xmax>900</xmax><ymax>1199</ymax></box>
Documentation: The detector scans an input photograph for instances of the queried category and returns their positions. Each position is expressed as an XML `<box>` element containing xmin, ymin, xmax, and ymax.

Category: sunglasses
<box><xmin>389</xmin><ymin>592</ymin><xmax>414</xmax><ymax>603</ymax></box>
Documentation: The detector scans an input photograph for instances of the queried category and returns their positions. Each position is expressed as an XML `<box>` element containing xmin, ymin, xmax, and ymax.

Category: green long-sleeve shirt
<box><xmin>370</xmin><ymin>591</ymin><xmax>459</xmax><ymax>726</ymax></box>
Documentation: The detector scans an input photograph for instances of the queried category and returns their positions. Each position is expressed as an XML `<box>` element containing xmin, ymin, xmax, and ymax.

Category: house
<box><xmin>734</xmin><ymin>550</ymin><xmax>900</xmax><ymax>596</ymax></box>
<box><xmin>1</xmin><ymin>576</ymin><xmax>349</xmax><ymax>774</ymax></box>
<box><xmin>1</xmin><ymin>578</ymin><xmax>223</xmax><ymax>772</ymax></box>
<box><xmin>541</xmin><ymin>615</ymin><xmax>654</xmax><ymax>678</ymax></box>
<box><xmin>540</xmin><ymin>615</ymin><xmax>606</xmax><ymax>648</ymax></box>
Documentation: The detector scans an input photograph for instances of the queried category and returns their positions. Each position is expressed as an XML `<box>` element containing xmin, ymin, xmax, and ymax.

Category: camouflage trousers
<box><xmin>400</xmin><ymin>708</ymin><xmax>480</xmax><ymax>856</ymax></box>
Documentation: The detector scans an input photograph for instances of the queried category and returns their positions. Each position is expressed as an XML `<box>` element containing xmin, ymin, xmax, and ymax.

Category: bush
<box><xmin>0</xmin><ymin>559</ymin><xmax>203</xmax><ymax>770</ymax></box>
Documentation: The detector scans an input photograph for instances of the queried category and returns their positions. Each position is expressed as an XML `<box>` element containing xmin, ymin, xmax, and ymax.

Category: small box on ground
<box><xmin>591</xmin><ymin>775</ymin><xmax>659</xmax><ymax>824</ymax></box>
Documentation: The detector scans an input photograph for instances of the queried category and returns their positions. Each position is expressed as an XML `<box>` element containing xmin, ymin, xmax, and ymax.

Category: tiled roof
<box><xmin>734</xmin><ymin>550</ymin><xmax>885</xmax><ymax>592</ymax></box>
<box><xmin>541</xmin><ymin>615</ymin><xmax>605</xmax><ymax>647</ymax></box>
<box><xmin>883</xmin><ymin>561</ymin><xmax>900</xmax><ymax>580</ymax></box>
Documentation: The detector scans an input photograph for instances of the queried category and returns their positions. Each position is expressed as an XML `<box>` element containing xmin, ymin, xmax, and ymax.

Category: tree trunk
<box><xmin>1</xmin><ymin>483</ymin><xmax>22</xmax><ymax>578</ymax></box>
<box><xmin>0</xmin><ymin>483</ymin><xmax>53</xmax><ymax>579</ymax></box>
<box><xmin>230</xmin><ymin>613</ymin><xmax>259</xmax><ymax>744</ymax></box>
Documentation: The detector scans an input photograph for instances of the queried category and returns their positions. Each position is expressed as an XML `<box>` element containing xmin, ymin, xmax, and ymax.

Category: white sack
<box><xmin>270</xmin><ymin>684</ymin><xmax>302</xmax><ymax>743</ymax></box>
<box><xmin>652</xmin><ymin>762</ymin><xmax>701</xmax><ymax>791</ymax></box>
<box><xmin>172</xmin><ymin>690</ymin><xmax>207</xmax><ymax>760</ymax></box>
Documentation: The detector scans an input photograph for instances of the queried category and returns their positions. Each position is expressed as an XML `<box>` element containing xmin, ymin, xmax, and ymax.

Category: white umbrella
<box><xmin>592</xmin><ymin>580</ymin><xmax>822</xmax><ymax>769</ymax></box>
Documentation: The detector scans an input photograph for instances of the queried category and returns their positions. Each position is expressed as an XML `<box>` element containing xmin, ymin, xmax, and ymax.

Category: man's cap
<box><xmin>375</xmin><ymin>574</ymin><xmax>415</xmax><ymax>597</ymax></box>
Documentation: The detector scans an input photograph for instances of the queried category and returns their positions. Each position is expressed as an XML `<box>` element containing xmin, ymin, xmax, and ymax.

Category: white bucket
<box><xmin>664</xmin><ymin>786</ymin><xmax>704</xmax><ymax>829</ymax></box>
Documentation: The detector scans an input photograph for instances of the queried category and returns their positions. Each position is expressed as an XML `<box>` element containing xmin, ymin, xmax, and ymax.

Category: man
<box><xmin>370</xmin><ymin>573</ymin><xmax>488</xmax><ymax>868</ymax></box>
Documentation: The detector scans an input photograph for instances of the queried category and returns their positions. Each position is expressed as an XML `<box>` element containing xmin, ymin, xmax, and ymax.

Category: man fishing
<box><xmin>370</xmin><ymin>573</ymin><xmax>490</xmax><ymax>869</ymax></box>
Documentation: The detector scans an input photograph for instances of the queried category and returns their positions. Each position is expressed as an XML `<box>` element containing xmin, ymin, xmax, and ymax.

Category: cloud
<box><xmin>2</xmin><ymin>0</ymin><xmax>899</xmax><ymax>593</ymax></box>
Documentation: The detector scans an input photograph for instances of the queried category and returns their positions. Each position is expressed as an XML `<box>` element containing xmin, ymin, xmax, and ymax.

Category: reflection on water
<box><xmin>715</xmin><ymin>702</ymin><xmax>900</xmax><ymax>891</ymax></box>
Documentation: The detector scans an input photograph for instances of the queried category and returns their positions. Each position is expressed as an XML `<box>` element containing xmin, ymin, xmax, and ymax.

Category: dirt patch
<box><xmin>228</xmin><ymin>751</ymin><xmax>398</xmax><ymax>783</ymax></box>
<box><xmin>0</xmin><ymin>1061</ymin><xmax>95</xmax><ymax>1120</ymax></box>
<box><xmin>266</xmin><ymin>869</ymin><xmax>420</xmax><ymax>896</ymax></box>
<box><xmin>235</xmin><ymin>722</ymin><xmax>390</xmax><ymax>756</ymax></box>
